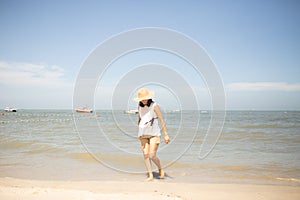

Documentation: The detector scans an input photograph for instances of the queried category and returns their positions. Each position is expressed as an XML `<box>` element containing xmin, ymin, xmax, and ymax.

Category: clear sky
<box><xmin>0</xmin><ymin>0</ymin><xmax>299</xmax><ymax>110</ymax></box>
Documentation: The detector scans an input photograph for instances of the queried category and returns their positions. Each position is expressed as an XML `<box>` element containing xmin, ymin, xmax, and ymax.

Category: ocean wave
<box><xmin>69</xmin><ymin>153</ymin><xmax>143</xmax><ymax>166</ymax></box>
<box><xmin>276</xmin><ymin>177</ymin><xmax>300</xmax><ymax>183</ymax></box>
<box><xmin>240</xmin><ymin>124</ymin><xmax>297</xmax><ymax>129</ymax></box>
<box><xmin>22</xmin><ymin>144</ymin><xmax>66</xmax><ymax>154</ymax></box>
<box><xmin>0</xmin><ymin>140</ymin><xmax>34</xmax><ymax>149</ymax></box>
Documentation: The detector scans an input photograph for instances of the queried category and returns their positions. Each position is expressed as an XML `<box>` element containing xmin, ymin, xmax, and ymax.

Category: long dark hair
<box><xmin>139</xmin><ymin>99</ymin><xmax>154</xmax><ymax>107</ymax></box>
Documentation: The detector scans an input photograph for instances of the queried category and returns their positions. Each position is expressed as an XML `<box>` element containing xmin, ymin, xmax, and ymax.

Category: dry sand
<box><xmin>0</xmin><ymin>177</ymin><xmax>299</xmax><ymax>200</ymax></box>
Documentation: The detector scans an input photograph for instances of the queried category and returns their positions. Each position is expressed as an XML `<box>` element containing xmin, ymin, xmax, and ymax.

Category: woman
<box><xmin>134</xmin><ymin>88</ymin><xmax>170</xmax><ymax>181</ymax></box>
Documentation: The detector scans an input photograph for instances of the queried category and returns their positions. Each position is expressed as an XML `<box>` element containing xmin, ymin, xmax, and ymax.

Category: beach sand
<box><xmin>0</xmin><ymin>177</ymin><xmax>299</xmax><ymax>200</ymax></box>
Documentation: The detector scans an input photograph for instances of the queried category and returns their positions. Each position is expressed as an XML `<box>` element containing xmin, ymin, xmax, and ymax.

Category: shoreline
<box><xmin>1</xmin><ymin>177</ymin><xmax>299</xmax><ymax>200</ymax></box>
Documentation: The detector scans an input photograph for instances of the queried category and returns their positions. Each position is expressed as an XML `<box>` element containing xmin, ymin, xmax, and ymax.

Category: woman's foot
<box><xmin>159</xmin><ymin>169</ymin><xmax>165</xmax><ymax>179</ymax></box>
<box><xmin>145</xmin><ymin>173</ymin><xmax>154</xmax><ymax>181</ymax></box>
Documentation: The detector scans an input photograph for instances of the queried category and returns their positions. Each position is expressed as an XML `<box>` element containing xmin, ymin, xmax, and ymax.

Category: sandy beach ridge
<box><xmin>0</xmin><ymin>177</ymin><xmax>299</xmax><ymax>200</ymax></box>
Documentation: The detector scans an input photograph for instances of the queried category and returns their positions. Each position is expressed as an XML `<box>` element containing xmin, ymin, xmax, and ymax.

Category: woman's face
<box><xmin>141</xmin><ymin>99</ymin><xmax>148</xmax><ymax>105</ymax></box>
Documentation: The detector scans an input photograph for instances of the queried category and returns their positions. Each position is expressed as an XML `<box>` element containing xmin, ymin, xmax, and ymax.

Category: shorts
<box><xmin>139</xmin><ymin>135</ymin><xmax>161</xmax><ymax>145</ymax></box>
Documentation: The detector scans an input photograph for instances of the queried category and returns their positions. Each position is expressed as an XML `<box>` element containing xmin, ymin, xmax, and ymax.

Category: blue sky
<box><xmin>0</xmin><ymin>0</ymin><xmax>299</xmax><ymax>110</ymax></box>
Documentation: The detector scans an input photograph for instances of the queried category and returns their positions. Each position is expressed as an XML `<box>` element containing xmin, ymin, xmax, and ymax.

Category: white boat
<box><xmin>125</xmin><ymin>109</ymin><xmax>138</xmax><ymax>114</ymax></box>
<box><xmin>76</xmin><ymin>107</ymin><xmax>93</xmax><ymax>113</ymax></box>
<box><xmin>4</xmin><ymin>107</ymin><xmax>17</xmax><ymax>112</ymax></box>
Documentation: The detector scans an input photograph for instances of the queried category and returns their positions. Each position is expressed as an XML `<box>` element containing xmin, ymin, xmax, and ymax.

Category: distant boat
<box><xmin>125</xmin><ymin>109</ymin><xmax>138</xmax><ymax>114</ymax></box>
<box><xmin>4</xmin><ymin>107</ymin><xmax>17</xmax><ymax>112</ymax></box>
<box><xmin>164</xmin><ymin>110</ymin><xmax>180</xmax><ymax>113</ymax></box>
<box><xmin>76</xmin><ymin>107</ymin><xmax>93</xmax><ymax>113</ymax></box>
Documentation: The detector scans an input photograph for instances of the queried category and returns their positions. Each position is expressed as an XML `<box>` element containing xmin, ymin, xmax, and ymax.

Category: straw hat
<box><xmin>134</xmin><ymin>88</ymin><xmax>154</xmax><ymax>102</ymax></box>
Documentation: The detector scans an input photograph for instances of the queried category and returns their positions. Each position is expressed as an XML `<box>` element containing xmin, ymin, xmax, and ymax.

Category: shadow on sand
<box><xmin>148</xmin><ymin>171</ymin><xmax>174</xmax><ymax>180</ymax></box>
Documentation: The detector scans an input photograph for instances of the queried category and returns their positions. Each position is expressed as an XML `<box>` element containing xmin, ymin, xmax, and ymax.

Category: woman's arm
<box><xmin>137</xmin><ymin>106</ymin><xmax>141</xmax><ymax>125</ymax></box>
<box><xmin>154</xmin><ymin>105</ymin><xmax>170</xmax><ymax>144</ymax></box>
<box><xmin>138</xmin><ymin>115</ymin><xmax>141</xmax><ymax>125</ymax></box>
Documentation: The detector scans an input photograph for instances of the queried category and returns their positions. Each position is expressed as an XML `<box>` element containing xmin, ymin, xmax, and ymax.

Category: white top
<box><xmin>138</xmin><ymin>102</ymin><xmax>161</xmax><ymax>137</ymax></box>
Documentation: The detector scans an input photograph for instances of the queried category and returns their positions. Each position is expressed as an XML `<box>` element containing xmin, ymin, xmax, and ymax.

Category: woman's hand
<box><xmin>164</xmin><ymin>135</ymin><xmax>170</xmax><ymax>144</ymax></box>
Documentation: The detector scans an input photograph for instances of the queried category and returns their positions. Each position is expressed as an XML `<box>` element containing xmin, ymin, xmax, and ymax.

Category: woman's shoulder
<box><xmin>152</xmin><ymin>102</ymin><xmax>158</xmax><ymax>107</ymax></box>
<box><xmin>152</xmin><ymin>102</ymin><xmax>162</xmax><ymax>112</ymax></box>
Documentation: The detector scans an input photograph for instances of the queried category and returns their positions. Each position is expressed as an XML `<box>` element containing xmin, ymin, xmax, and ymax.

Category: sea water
<box><xmin>0</xmin><ymin>110</ymin><xmax>299</xmax><ymax>185</ymax></box>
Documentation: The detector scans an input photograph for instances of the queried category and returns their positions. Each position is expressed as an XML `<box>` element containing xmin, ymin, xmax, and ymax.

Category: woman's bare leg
<box><xmin>142</xmin><ymin>142</ymin><xmax>153</xmax><ymax>181</ymax></box>
<box><xmin>149</xmin><ymin>142</ymin><xmax>164</xmax><ymax>179</ymax></box>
